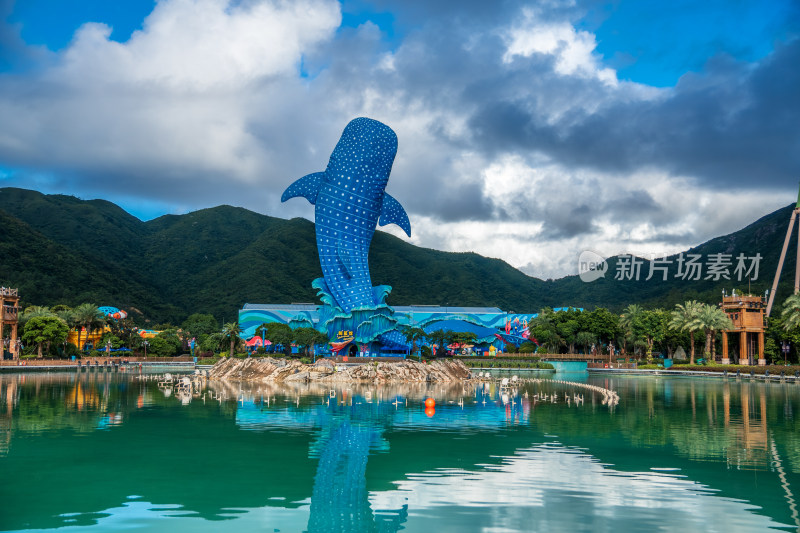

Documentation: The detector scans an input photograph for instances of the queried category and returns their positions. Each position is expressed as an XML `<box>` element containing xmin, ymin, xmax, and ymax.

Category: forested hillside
<box><xmin>0</xmin><ymin>187</ymin><xmax>795</xmax><ymax>324</ymax></box>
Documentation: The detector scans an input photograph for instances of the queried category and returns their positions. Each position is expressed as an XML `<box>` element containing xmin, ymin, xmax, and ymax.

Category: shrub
<box><xmin>518</xmin><ymin>342</ymin><xmax>537</xmax><ymax>353</ymax></box>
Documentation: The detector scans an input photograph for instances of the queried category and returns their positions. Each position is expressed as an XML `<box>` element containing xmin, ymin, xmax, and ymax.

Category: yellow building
<box><xmin>67</xmin><ymin>326</ymin><xmax>111</xmax><ymax>351</ymax></box>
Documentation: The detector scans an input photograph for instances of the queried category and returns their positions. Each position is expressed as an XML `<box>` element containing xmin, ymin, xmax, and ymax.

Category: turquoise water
<box><xmin>1</xmin><ymin>371</ymin><xmax>800</xmax><ymax>532</ymax></box>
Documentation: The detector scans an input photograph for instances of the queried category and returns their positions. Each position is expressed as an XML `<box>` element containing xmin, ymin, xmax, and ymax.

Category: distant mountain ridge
<box><xmin>0</xmin><ymin>187</ymin><xmax>795</xmax><ymax>324</ymax></box>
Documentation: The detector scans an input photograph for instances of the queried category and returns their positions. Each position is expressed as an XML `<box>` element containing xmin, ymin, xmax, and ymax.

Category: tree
<box><xmin>399</xmin><ymin>326</ymin><xmax>427</xmax><ymax>357</ymax></box>
<box><xmin>669</xmin><ymin>301</ymin><xmax>703</xmax><ymax>364</ymax></box>
<box><xmin>450</xmin><ymin>332</ymin><xmax>478</xmax><ymax>353</ymax></box>
<box><xmin>575</xmin><ymin>331</ymin><xmax>595</xmax><ymax>354</ymax></box>
<box><xmin>557</xmin><ymin>319</ymin><xmax>580</xmax><ymax>353</ymax></box>
<box><xmin>73</xmin><ymin>303</ymin><xmax>104</xmax><ymax>352</ymax></box>
<box><xmin>181</xmin><ymin>313</ymin><xmax>219</xmax><ymax>338</ymax></box>
<box><xmin>20</xmin><ymin>306</ymin><xmax>55</xmax><ymax>325</ymax></box>
<box><xmin>637</xmin><ymin>309</ymin><xmax>669</xmax><ymax>357</ymax></box>
<box><xmin>528</xmin><ymin>308</ymin><xmax>562</xmax><ymax>353</ymax></box>
<box><xmin>427</xmin><ymin>329</ymin><xmax>453</xmax><ymax>358</ymax></box>
<box><xmin>199</xmin><ymin>332</ymin><xmax>225</xmax><ymax>354</ymax></box>
<box><xmin>148</xmin><ymin>331</ymin><xmax>182</xmax><ymax>356</ymax></box>
<box><xmin>221</xmin><ymin>322</ymin><xmax>242</xmax><ymax>358</ymax></box>
<box><xmin>619</xmin><ymin>304</ymin><xmax>644</xmax><ymax>354</ymax></box>
<box><xmin>582</xmin><ymin>308</ymin><xmax>619</xmax><ymax>347</ymax></box>
<box><xmin>55</xmin><ymin>308</ymin><xmax>76</xmax><ymax>332</ymax></box>
<box><xmin>293</xmin><ymin>327</ymin><xmax>329</xmax><ymax>358</ymax></box>
<box><xmin>693</xmin><ymin>304</ymin><xmax>733</xmax><ymax>361</ymax></box>
<box><xmin>261</xmin><ymin>323</ymin><xmax>294</xmax><ymax>357</ymax></box>
<box><xmin>21</xmin><ymin>316</ymin><xmax>69</xmax><ymax>357</ymax></box>
<box><xmin>781</xmin><ymin>294</ymin><xmax>800</xmax><ymax>332</ymax></box>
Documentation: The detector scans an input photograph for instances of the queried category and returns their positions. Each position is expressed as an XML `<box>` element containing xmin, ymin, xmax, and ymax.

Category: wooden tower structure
<box><xmin>721</xmin><ymin>293</ymin><xmax>766</xmax><ymax>366</ymax></box>
<box><xmin>765</xmin><ymin>183</ymin><xmax>800</xmax><ymax>316</ymax></box>
<box><xmin>0</xmin><ymin>288</ymin><xmax>20</xmax><ymax>360</ymax></box>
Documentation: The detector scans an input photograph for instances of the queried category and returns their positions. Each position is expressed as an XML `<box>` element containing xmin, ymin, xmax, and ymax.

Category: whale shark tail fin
<box><xmin>281</xmin><ymin>172</ymin><xmax>324</xmax><ymax>204</ymax></box>
<box><xmin>378</xmin><ymin>193</ymin><xmax>411</xmax><ymax>237</ymax></box>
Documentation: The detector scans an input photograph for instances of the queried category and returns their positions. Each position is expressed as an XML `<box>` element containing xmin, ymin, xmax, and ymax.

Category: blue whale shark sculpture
<box><xmin>281</xmin><ymin>117</ymin><xmax>411</xmax><ymax>314</ymax></box>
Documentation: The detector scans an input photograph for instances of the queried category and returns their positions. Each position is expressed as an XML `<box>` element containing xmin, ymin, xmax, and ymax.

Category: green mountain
<box><xmin>547</xmin><ymin>203</ymin><xmax>797</xmax><ymax>311</ymax></box>
<box><xmin>0</xmin><ymin>187</ymin><xmax>796</xmax><ymax>324</ymax></box>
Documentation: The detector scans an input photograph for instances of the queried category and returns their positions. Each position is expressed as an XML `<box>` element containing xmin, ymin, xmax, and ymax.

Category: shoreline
<box><xmin>589</xmin><ymin>367</ymin><xmax>800</xmax><ymax>382</ymax></box>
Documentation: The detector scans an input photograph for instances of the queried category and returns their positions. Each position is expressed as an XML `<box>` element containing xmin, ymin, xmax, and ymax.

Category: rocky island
<box><xmin>208</xmin><ymin>357</ymin><xmax>473</xmax><ymax>383</ymax></box>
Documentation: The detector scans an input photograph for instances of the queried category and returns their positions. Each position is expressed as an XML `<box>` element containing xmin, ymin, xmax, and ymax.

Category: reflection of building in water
<box><xmin>723</xmin><ymin>384</ymin><xmax>769</xmax><ymax>469</ymax></box>
<box><xmin>67</xmin><ymin>380</ymin><xmax>103</xmax><ymax>412</ymax></box>
<box><xmin>0</xmin><ymin>378</ymin><xmax>18</xmax><ymax>455</ymax></box>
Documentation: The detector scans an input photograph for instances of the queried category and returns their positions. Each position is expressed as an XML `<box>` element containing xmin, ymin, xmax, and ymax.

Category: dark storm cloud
<box><xmin>464</xmin><ymin>40</ymin><xmax>800</xmax><ymax>189</ymax></box>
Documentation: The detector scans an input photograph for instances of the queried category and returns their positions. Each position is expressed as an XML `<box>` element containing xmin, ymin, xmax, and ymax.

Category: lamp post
<box><xmin>782</xmin><ymin>341</ymin><xmax>791</xmax><ymax>366</ymax></box>
<box><xmin>143</xmin><ymin>340</ymin><xmax>149</xmax><ymax>359</ymax></box>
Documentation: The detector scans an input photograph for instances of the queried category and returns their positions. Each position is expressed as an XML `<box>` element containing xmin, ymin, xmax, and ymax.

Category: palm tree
<box><xmin>73</xmin><ymin>304</ymin><xmax>104</xmax><ymax>353</ymax></box>
<box><xmin>576</xmin><ymin>331</ymin><xmax>595</xmax><ymax>354</ymax></box>
<box><xmin>781</xmin><ymin>293</ymin><xmax>800</xmax><ymax>331</ymax></box>
<box><xmin>669</xmin><ymin>300</ymin><xmax>702</xmax><ymax>364</ymax></box>
<box><xmin>693</xmin><ymin>304</ymin><xmax>733</xmax><ymax>361</ymax></box>
<box><xmin>619</xmin><ymin>304</ymin><xmax>643</xmax><ymax>355</ymax></box>
<box><xmin>399</xmin><ymin>326</ymin><xmax>427</xmax><ymax>357</ymax></box>
<box><xmin>19</xmin><ymin>306</ymin><xmax>55</xmax><ymax>325</ymax></box>
<box><xmin>221</xmin><ymin>322</ymin><xmax>242</xmax><ymax>358</ymax></box>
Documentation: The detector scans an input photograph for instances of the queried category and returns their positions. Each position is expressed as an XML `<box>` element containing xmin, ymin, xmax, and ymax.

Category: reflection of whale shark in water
<box><xmin>307</xmin><ymin>419</ymin><xmax>407</xmax><ymax>533</ymax></box>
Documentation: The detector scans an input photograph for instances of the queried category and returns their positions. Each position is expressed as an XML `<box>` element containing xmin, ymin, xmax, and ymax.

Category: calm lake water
<box><xmin>1</xmin><ymin>370</ymin><xmax>800</xmax><ymax>532</ymax></box>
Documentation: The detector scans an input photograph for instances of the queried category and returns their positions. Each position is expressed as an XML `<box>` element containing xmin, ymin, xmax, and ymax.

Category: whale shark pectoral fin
<box><xmin>336</xmin><ymin>241</ymin><xmax>354</xmax><ymax>279</ymax></box>
<box><xmin>280</xmin><ymin>172</ymin><xmax>324</xmax><ymax>204</ymax></box>
<box><xmin>378</xmin><ymin>193</ymin><xmax>411</xmax><ymax>237</ymax></box>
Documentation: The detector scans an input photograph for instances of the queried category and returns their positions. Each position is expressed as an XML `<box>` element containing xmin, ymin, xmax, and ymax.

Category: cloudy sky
<box><xmin>0</xmin><ymin>0</ymin><xmax>798</xmax><ymax>279</ymax></box>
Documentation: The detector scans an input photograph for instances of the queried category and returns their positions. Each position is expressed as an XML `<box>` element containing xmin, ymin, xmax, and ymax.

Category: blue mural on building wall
<box><xmin>281</xmin><ymin>117</ymin><xmax>411</xmax><ymax>352</ymax></box>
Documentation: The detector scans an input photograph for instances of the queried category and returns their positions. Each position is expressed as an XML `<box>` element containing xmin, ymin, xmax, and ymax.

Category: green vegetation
<box><xmin>2</xmin><ymin>188</ymin><xmax>800</xmax><ymax>364</ymax></box>
<box><xmin>21</xmin><ymin>315</ymin><xmax>69</xmax><ymax>357</ymax></box>
<box><xmin>522</xmin><ymin>298</ymin><xmax>799</xmax><ymax>365</ymax></box>
<box><xmin>148</xmin><ymin>330</ymin><xmax>182</xmax><ymax>356</ymax></box>
<box><xmin>455</xmin><ymin>357</ymin><xmax>554</xmax><ymax>370</ymax></box>
<box><xmin>221</xmin><ymin>322</ymin><xmax>242</xmax><ymax>358</ymax></box>
<box><xmin>1</xmin><ymin>188</ymin><xmax>796</xmax><ymax>326</ymax></box>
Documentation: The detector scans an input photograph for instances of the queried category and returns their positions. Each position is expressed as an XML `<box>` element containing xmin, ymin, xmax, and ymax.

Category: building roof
<box><xmin>392</xmin><ymin>306</ymin><xmax>504</xmax><ymax>314</ymax></box>
<box><xmin>242</xmin><ymin>303</ymin><xmax>319</xmax><ymax>311</ymax></box>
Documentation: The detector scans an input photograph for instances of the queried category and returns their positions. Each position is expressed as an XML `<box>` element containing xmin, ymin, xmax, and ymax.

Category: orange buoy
<box><xmin>424</xmin><ymin>398</ymin><xmax>435</xmax><ymax>408</ymax></box>
<box><xmin>425</xmin><ymin>407</ymin><xmax>435</xmax><ymax>417</ymax></box>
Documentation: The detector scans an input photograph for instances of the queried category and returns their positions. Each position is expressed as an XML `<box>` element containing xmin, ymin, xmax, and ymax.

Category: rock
<box><xmin>208</xmin><ymin>357</ymin><xmax>472</xmax><ymax>383</ymax></box>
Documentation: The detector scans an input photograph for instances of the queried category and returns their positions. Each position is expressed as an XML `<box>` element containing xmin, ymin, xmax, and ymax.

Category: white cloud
<box><xmin>503</xmin><ymin>9</ymin><xmax>617</xmax><ymax>84</ymax></box>
<box><xmin>58</xmin><ymin>0</ymin><xmax>341</xmax><ymax>89</ymax></box>
<box><xmin>0</xmin><ymin>0</ymin><xmax>794</xmax><ymax>282</ymax></box>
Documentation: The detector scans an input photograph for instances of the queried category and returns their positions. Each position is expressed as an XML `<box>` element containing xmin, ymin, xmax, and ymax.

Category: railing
<box><xmin>0</xmin><ymin>356</ymin><xmax>195</xmax><ymax>366</ymax></box>
<box><xmin>588</xmin><ymin>362</ymin><xmax>639</xmax><ymax>369</ymax></box>
<box><xmin>537</xmin><ymin>353</ymin><xmax>606</xmax><ymax>361</ymax></box>
<box><xmin>2</xmin><ymin>305</ymin><xmax>18</xmax><ymax>319</ymax></box>
<box><xmin>0</xmin><ymin>287</ymin><xmax>18</xmax><ymax>297</ymax></box>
